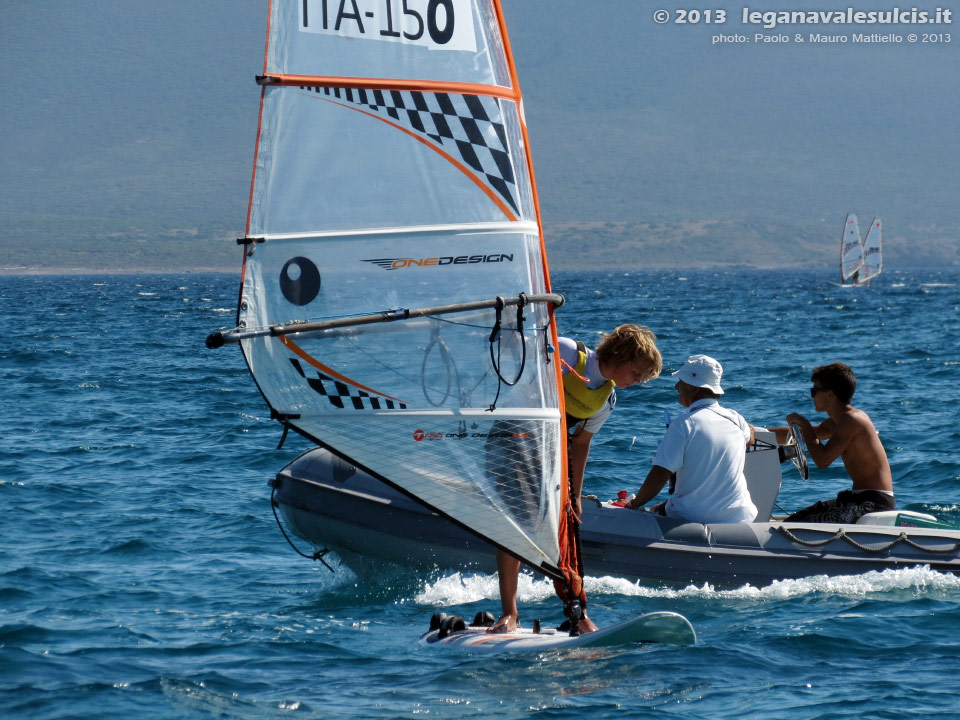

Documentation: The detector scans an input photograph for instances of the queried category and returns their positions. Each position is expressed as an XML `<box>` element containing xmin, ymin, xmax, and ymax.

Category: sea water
<box><xmin>2</xmin><ymin>269</ymin><xmax>960</xmax><ymax>719</ymax></box>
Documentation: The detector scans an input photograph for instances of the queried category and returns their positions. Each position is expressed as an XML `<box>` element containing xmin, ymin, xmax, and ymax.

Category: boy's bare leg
<box><xmin>488</xmin><ymin>550</ymin><xmax>520</xmax><ymax>633</ymax></box>
<box><xmin>489</xmin><ymin>550</ymin><xmax>599</xmax><ymax>633</ymax></box>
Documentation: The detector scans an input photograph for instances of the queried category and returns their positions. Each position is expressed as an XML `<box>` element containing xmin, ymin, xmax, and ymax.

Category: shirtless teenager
<box><xmin>772</xmin><ymin>362</ymin><xmax>894</xmax><ymax>523</ymax></box>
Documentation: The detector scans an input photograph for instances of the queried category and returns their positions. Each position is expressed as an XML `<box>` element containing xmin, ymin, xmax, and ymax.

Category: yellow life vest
<box><xmin>562</xmin><ymin>342</ymin><xmax>614</xmax><ymax>419</ymax></box>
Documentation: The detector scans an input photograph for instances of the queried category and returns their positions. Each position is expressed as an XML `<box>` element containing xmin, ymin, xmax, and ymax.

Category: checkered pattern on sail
<box><xmin>307</xmin><ymin>86</ymin><xmax>519</xmax><ymax>215</ymax></box>
<box><xmin>289</xmin><ymin>358</ymin><xmax>407</xmax><ymax>410</ymax></box>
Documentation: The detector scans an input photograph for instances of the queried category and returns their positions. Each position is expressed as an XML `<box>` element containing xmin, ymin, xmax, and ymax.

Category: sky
<box><xmin>506</xmin><ymin>2</ymin><xmax>959</xmax><ymax>228</ymax></box>
<box><xmin>1</xmin><ymin>0</ymin><xmax>957</xmax><ymax>270</ymax></box>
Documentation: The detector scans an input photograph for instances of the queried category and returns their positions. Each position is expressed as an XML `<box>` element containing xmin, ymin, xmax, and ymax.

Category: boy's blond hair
<box><xmin>595</xmin><ymin>324</ymin><xmax>662</xmax><ymax>382</ymax></box>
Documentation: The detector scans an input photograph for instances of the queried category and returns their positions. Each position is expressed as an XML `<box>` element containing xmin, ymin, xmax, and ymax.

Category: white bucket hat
<box><xmin>672</xmin><ymin>354</ymin><xmax>724</xmax><ymax>395</ymax></box>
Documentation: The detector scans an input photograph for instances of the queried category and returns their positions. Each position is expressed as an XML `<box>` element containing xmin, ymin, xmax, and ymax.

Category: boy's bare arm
<box><xmin>789</xmin><ymin>413</ymin><xmax>851</xmax><ymax>468</ymax></box>
<box><xmin>769</xmin><ymin>417</ymin><xmax>835</xmax><ymax>444</ymax></box>
<box><xmin>815</xmin><ymin>417</ymin><xmax>837</xmax><ymax>439</ymax></box>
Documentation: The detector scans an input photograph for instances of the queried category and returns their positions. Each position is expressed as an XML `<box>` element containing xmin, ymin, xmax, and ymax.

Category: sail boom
<box><xmin>246</xmin><ymin>221</ymin><xmax>539</xmax><ymax>243</ymax></box>
<box><xmin>257</xmin><ymin>73</ymin><xmax>514</xmax><ymax>100</ymax></box>
<box><xmin>208</xmin><ymin>292</ymin><xmax>563</xmax><ymax>347</ymax></box>
<box><xmin>206</xmin><ymin>293</ymin><xmax>565</xmax><ymax>349</ymax></box>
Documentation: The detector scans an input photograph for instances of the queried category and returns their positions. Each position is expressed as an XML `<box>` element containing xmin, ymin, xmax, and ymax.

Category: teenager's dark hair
<box><xmin>811</xmin><ymin>362</ymin><xmax>856</xmax><ymax>404</ymax></box>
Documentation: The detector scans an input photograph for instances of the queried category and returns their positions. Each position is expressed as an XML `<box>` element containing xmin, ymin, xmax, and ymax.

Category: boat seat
<box><xmin>657</xmin><ymin>519</ymin><xmax>763</xmax><ymax>548</ymax></box>
<box><xmin>705</xmin><ymin>522</ymin><xmax>764</xmax><ymax>548</ymax></box>
<box><xmin>743</xmin><ymin>431</ymin><xmax>783</xmax><ymax>521</ymax></box>
<box><xmin>659</xmin><ymin>519</ymin><xmax>711</xmax><ymax>544</ymax></box>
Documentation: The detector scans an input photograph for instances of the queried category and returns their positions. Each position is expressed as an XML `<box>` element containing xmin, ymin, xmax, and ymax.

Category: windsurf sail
<box><xmin>208</xmin><ymin>0</ymin><xmax>580</xmax><ymax>598</ymax></box>
<box><xmin>840</xmin><ymin>212</ymin><xmax>864</xmax><ymax>284</ymax></box>
<box><xmin>859</xmin><ymin>218</ymin><xmax>883</xmax><ymax>283</ymax></box>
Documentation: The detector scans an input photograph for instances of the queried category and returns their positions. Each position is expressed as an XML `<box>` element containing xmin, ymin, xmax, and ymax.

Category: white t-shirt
<box><xmin>655</xmin><ymin>398</ymin><xmax>757</xmax><ymax>523</ymax></box>
<box><xmin>557</xmin><ymin>336</ymin><xmax>615</xmax><ymax>434</ymax></box>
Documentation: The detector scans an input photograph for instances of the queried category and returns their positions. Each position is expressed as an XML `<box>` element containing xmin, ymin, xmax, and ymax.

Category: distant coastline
<box><xmin>0</xmin><ymin>265</ymin><xmax>237</xmax><ymax>276</ymax></box>
<box><xmin>3</xmin><ymin>262</ymin><xmax>957</xmax><ymax>276</ymax></box>
<box><xmin>3</xmin><ymin>218</ymin><xmax>957</xmax><ymax>275</ymax></box>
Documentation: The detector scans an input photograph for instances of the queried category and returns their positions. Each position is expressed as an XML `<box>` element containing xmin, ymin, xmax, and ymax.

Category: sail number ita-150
<box><xmin>300</xmin><ymin>0</ymin><xmax>477</xmax><ymax>52</ymax></box>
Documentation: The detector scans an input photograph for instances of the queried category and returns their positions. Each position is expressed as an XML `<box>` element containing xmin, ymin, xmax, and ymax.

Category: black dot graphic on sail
<box><xmin>279</xmin><ymin>257</ymin><xmax>321</xmax><ymax>306</ymax></box>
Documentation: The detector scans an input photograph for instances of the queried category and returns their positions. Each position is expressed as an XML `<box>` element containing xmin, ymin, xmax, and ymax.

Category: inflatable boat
<box><xmin>270</xmin><ymin>431</ymin><xmax>960</xmax><ymax>586</ymax></box>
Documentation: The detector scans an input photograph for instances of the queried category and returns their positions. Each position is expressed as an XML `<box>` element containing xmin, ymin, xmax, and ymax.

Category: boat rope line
<box><xmin>269</xmin><ymin>479</ymin><xmax>335</xmax><ymax>572</ymax></box>
<box><xmin>775</xmin><ymin>525</ymin><xmax>960</xmax><ymax>554</ymax></box>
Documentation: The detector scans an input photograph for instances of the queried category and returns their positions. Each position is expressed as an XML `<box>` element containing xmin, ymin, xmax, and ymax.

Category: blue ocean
<box><xmin>3</xmin><ymin>268</ymin><xmax>960</xmax><ymax>719</ymax></box>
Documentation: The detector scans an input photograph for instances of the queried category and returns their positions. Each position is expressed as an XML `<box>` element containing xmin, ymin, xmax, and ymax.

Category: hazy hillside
<box><xmin>2</xmin><ymin>0</ymin><xmax>957</xmax><ymax>272</ymax></box>
<box><xmin>1</xmin><ymin>0</ymin><xmax>261</xmax><ymax>272</ymax></box>
<box><xmin>505</xmin><ymin>3</ymin><xmax>960</xmax><ymax>268</ymax></box>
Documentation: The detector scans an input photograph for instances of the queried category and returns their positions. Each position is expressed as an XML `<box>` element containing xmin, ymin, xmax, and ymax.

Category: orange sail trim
<box><xmin>492</xmin><ymin>0</ymin><xmax>578</xmax><ymax>606</ymax></box>
<box><xmin>312</xmin><ymin>94</ymin><xmax>519</xmax><ymax>222</ymax></box>
<box><xmin>262</xmin><ymin>0</ymin><xmax>274</xmax><ymax>76</ymax></box>
<box><xmin>491</xmin><ymin>5</ymin><xmax>550</xmax><ymax>288</ymax></box>
<box><xmin>243</xmin><ymin>0</ymin><xmax>278</xmax><ymax>284</ymax></box>
<box><xmin>241</xmin><ymin>85</ymin><xmax>267</xmax><ymax>285</ymax></box>
<box><xmin>262</xmin><ymin>73</ymin><xmax>515</xmax><ymax>100</ymax></box>
<box><xmin>490</xmin><ymin>1</ymin><xmax>564</xmax><ymax>430</ymax></box>
<box><xmin>280</xmin><ymin>335</ymin><xmax>407</xmax><ymax>404</ymax></box>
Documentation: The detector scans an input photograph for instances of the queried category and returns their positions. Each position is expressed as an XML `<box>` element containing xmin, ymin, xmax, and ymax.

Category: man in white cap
<box><xmin>625</xmin><ymin>354</ymin><xmax>758</xmax><ymax>522</ymax></box>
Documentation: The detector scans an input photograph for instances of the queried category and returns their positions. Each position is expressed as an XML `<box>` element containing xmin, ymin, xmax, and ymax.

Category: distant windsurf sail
<box><xmin>840</xmin><ymin>213</ymin><xmax>864</xmax><ymax>284</ymax></box>
<box><xmin>208</xmin><ymin>0</ymin><xmax>580</xmax><ymax>592</ymax></box>
<box><xmin>860</xmin><ymin>218</ymin><xmax>883</xmax><ymax>283</ymax></box>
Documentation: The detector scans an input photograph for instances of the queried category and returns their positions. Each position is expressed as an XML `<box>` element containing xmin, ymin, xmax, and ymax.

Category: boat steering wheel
<box><xmin>786</xmin><ymin>423</ymin><xmax>809</xmax><ymax>481</ymax></box>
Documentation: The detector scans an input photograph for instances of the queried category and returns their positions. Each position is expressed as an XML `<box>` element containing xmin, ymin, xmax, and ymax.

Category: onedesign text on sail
<box><xmin>364</xmin><ymin>254</ymin><xmax>514</xmax><ymax>270</ymax></box>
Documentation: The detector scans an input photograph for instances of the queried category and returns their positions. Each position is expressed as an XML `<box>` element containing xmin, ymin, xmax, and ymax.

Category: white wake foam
<box><xmin>594</xmin><ymin>564</ymin><xmax>960</xmax><ymax>600</ymax></box>
<box><xmin>414</xmin><ymin>571</ymin><xmax>555</xmax><ymax>607</ymax></box>
<box><xmin>413</xmin><ymin>565</ymin><xmax>960</xmax><ymax>606</ymax></box>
